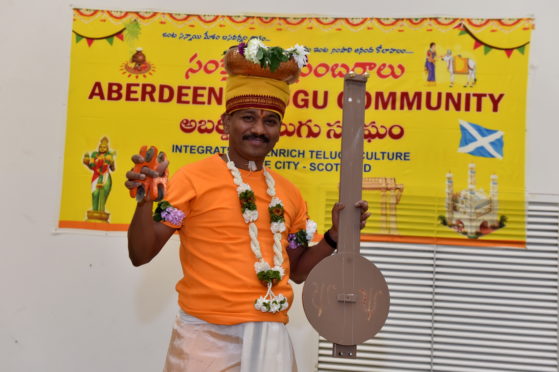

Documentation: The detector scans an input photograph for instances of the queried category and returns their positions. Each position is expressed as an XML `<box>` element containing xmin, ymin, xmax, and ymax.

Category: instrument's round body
<box><xmin>302</xmin><ymin>253</ymin><xmax>390</xmax><ymax>345</ymax></box>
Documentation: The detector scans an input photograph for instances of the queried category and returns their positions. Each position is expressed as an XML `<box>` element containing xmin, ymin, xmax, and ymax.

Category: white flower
<box><xmin>245</xmin><ymin>38</ymin><xmax>266</xmax><ymax>64</ymax></box>
<box><xmin>243</xmin><ymin>209</ymin><xmax>258</xmax><ymax>223</ymax></box>
<box><xmin>259</xmin><ymin>299</ymin><xmax>271</xmax><ymax>313</ymax></box>
<box><xmin>275</xmin><ymin>294</ymin><xmax>289</xmax><ymax>310</ymax></box>
<box><xmin>287</xmin><ymin>44</ymin><xmax>309</xmax><ymax>68</ymax></box>
<box><xmin>272</xmin><ymin>265</ymin><xmax>285</xmax><ymax>278</ymax></box>
<box><xmin>254</xmin><ymin>260</ymin><xmax>271</xmax><ymax>273</ymax></box>
<box><xmin>237</xmin><ymin>183</ymin><xmax>251</xmax><ymax>194</ymax></box>
<box><xmin>305</xmin><ymin>219</ymin><xmax>317</xmax><ymax>241</ymax></box>
<box><xmin>226</xmin><ymin>161</ymin><xmax>236</xmax><ymax>170</ymax></box>
<box><xmin>255</xmin><ymin>297</ymin><xmax>266</xmax><ymax>311</ymax></box>
<box><xmin>270</xmin><ymin>301</ymin><xmax>281</xmax><ymax>313</ymax></box>
<box><xmin>271</xmin><ymin>221</ymin><xmax>286</xmax><ymax>233</ymax></box>
<box><xmin>227</xmin><ymin>163</ymin><xmax>243</xmax><ymax>182</ymax></box>
<box><xmin>269</xmin><ymin>197</ymin><xmax>283</xmax><ymax>207</ymax></box>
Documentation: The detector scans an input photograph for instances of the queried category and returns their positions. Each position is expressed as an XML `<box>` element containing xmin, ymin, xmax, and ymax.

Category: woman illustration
<box><xmin>425</xmin><ymin>42</ymin><xmax>436</xmax><ymax>86</ymax></box>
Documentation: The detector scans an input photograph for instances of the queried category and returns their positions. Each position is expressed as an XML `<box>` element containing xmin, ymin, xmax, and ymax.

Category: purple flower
<box><xmin>161</xmin><ymin>207</ymin><xmax>185</xmax><ymax>226</ymax></box>
<box><xmin>287</xmin><ymin>233</ymin><xmax>298</xmax><ymax>249</ymax></box>
<box><xmin>238</xmin><ymin>42</ymin><xmax>247</xmax><ymax>56</ymax></box>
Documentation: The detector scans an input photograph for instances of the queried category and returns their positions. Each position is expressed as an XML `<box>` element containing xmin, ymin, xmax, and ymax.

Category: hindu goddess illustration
<box><xmin>82</xmin><ymin>137</ymin><xmax>116</xmax><ymax>222</ymax></box>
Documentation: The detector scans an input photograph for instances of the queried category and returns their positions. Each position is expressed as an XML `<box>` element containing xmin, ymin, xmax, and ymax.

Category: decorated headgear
<box><xmin>223</xmin><ymin>38</ymin><xmax>309</xmax><ymax>118</ymax></box>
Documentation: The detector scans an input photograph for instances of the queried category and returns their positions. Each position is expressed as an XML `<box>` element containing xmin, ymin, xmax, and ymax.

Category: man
<box><xmin>125</xmin><ymin>39</ymin><xmax>370</xmax><ymax>371</ymax></box>
<box><xmin>441</xmin><ymin>49</ymin><xmax>455</xmax><ymax>87</ymax></box>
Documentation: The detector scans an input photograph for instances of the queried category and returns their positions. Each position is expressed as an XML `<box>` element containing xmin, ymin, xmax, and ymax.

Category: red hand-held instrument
<box><xmin>129</xmin><ymin>146</ymin><xmax>168</xmax><ymax>202</ymax></box>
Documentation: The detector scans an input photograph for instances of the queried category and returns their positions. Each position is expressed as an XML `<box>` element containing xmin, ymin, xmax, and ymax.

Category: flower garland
<box><xmin>225</xmin><ymin>153</ymin><xmax>289</xmax><ymax>314</ymax></box>
<box><xmin>235</xmin><ymin>37</ymin><xmax>309</xmax><ymax>72</ymax></box>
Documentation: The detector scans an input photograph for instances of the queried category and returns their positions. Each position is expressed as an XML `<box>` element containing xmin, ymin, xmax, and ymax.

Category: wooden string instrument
<box><xmin>302</xmin><ymin>73</ymin><xmax>390</xmax><ymax>358</ymax></box>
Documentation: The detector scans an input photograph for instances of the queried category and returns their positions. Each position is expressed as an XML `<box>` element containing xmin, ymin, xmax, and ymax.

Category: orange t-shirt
<box><xmin>163</xmin><ymin>154</ymin><xmax>309</xmax><ymax>325</ymax></box>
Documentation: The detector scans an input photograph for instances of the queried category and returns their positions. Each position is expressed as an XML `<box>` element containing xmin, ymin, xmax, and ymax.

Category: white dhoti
<box><xmin>163</xmin><ymin>310</ymin><xmax>298</xmax><ymax>372</ymax></box>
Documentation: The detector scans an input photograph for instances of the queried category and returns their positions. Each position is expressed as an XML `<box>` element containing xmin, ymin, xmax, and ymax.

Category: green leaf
<box><xmin>124</xmin><ymin>20</ymin><xmax>141</xmax><ymax>42</ymax></box>
<box><xmin>257</xmin><ymin>269</ymin><xmax>281</xmax><ymax>282</ymax></box>
<box><xmin>270</xmin><ymin>213</ymin><xmax>284</xmax><ymax>223</ymax></box>
<box><xmin>294</xmin><ymin>229</ymin><xmax>309</xmax><ymax>246</ymax></box>
<box><xmin>270</xmin><ymin>47</ymin><xmax>282</xmax><ymax>58</ymax></box>
<box><xmin>270</xmin><ymin>59</ymin><xmax>280</xmax><ymax>72</ymax></box>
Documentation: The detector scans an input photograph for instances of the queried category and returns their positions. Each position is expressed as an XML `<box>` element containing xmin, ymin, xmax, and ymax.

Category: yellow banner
<box><xmin>59</xmin><ymin>9</ymin><xmax>533</xmax><ymax>247</ymax></box>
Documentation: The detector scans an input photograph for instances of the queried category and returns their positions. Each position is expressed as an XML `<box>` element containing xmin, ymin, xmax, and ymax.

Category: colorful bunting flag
<box><xmin>458</xmin><ymin>24</ymin><xmax>530</xmax><ymax>58</ymax></box>
<box><xmin>72</xmin><ymin>28</ymin><xmax>126</xmax><ymax>46</ymax></box>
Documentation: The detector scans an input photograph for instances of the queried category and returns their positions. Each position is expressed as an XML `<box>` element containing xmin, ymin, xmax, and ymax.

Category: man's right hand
<box><xmin>125</xmin><ymin>146</ymin><xmax>169</xmax><ymax>202</ymax></box>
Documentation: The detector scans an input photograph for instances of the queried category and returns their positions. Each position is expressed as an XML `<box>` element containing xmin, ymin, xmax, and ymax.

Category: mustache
<box><xmin>242</xmin><ymin>134</ymin><xmax>270</xmax><ymax>142</ymax></box>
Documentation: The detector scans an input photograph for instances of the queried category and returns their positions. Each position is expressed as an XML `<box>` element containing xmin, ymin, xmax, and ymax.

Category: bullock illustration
<box><xmin>441</xmin><ymin>50</ymin><xmax>477</xmax><ymax>88</ymax></box>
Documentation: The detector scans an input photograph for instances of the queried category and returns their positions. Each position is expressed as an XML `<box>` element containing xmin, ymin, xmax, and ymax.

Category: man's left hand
<box><xmin>355</xmin><ymin>200</ymin><xmax>371</xmax><ymax>229</ymax></box>
<box><xmin>329</xmin><ymin>200</ymin><xmax>371</xmax><ymax>241</ymax></box>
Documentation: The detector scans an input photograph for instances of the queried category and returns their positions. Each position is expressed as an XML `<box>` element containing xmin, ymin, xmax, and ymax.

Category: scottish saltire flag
<box><xmin>458</xmin><ymin>120</ymin><xmax>504</xmax><ymax>159</ymax></box>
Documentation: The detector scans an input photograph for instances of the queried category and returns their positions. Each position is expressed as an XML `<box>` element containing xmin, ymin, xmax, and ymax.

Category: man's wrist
<box><xmin>324</xmin><ymin>229</ymin><xmax>338</xmax><ymax>250</ymax></box>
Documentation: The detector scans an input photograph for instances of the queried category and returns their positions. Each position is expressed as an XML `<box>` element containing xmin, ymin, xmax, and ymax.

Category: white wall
<box><xmin>1</xmin><ymin>1</ymin><xmax>558</xmax><ymax>371</ymax></box>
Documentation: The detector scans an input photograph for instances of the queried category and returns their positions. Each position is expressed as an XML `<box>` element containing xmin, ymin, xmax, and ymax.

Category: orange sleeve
<box><xmin>160</xmin><ymin>167</ymin><xmax>196</xmax><ymax>229</ymax></box>
<box><xmin>288</xmin><ymin>185</ymin><xmax>310</xmax><ymax>235</ymax></box>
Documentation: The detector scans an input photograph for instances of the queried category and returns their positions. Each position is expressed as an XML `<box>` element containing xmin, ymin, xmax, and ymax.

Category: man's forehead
<box><xmin>234</xmin><ymin>109</ymin><xmax>281</xmax><ymax>120</ymax></box>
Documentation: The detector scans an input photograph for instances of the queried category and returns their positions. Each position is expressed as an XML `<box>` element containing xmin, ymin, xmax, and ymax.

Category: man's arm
<box><xmin>125</xmin><ymin>152</ymin><xmax>175</xmax><ymax>266</ymax></box>
<box><xmin>288</xmin><ymin>201</ymin><xmax>370</xmax><ymax>284</ymax></box>
<box><xmin>288</xmin><ymin>238</ymin><xmax>337</xmax><ymax>284</ymax></box>
<box><xmin>127</xmin><ymin>201</ymin><xmax>175</xmax><ymax>266</ymax></box>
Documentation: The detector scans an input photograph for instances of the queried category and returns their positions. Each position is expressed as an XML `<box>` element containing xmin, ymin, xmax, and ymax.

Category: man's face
<box><xmin>222</xmin><ymin>109</ymin><xmax>281</xmax><ymax>163</ymax></box>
